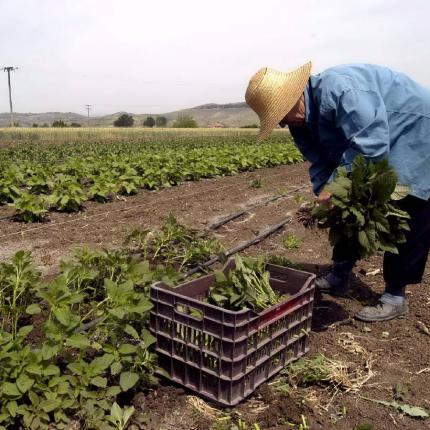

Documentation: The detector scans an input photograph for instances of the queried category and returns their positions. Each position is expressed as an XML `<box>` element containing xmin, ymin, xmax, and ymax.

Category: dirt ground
<box><xmin>1</xmin><ymin>162</ymin><xmax>429</xmax><ymax>430</ymax></box>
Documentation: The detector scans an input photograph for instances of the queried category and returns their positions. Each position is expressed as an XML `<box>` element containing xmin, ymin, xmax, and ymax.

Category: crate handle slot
<box><xmin>175</xmin><ymin>303</ymin><xmax>204</xmax><ymax>320</ymax></box>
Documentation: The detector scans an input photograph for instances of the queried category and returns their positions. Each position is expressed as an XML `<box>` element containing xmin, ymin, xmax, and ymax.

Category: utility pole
<box><xmin>2</xmin><ymin>66</ymin><xmax>19</xmax><ymax>127</ymax></box>
<box><xmin>85</xmin><ymin>104</ymin><xmax>91</xmax><ymax>127</ymax></box>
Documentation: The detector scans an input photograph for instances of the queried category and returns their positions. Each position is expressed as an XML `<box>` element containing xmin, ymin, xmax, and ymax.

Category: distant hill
<box><xmin>0</xmin><ymin>102</ymin><xmax>259</xmax><ymax>128</ymax></box>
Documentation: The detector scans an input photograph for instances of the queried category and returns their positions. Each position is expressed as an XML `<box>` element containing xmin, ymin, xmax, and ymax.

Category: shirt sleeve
<box><xmin>334</xmin><ymin>88</ymin><xmax>390</xmax><ymax>167</ymax></box>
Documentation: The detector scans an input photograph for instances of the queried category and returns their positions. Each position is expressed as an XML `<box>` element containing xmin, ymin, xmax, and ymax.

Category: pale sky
<box><xmin>1</xmin><ymin>0</ymin><xmax>429</xmax><ymax>115</ymax></box>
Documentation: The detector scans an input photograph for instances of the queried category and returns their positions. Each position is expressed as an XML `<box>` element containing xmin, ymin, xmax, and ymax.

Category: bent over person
<box><xmin>245</xmin><ymin>62</ymin><xmax>430</xmax><ymax>322</ymax></box>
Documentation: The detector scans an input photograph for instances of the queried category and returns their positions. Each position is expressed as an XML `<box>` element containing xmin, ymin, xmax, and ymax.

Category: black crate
<box><xmin>150</xmin><ymin>258</ymin><xmax>316</xmax><ymax>406</ymax></box>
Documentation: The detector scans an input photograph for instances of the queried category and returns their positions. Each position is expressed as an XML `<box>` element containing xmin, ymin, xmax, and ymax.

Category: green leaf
<box><xmin>127</xmin><ymin>301</ymin><xmax>152</xmax><ymax>314</ymax></box>
<box><xmin>124</xmin><ymin>324</ymin><xmax>139</xmax><ymax>340</ymax></box>
<box><xmin>16</xmin><ymin>374</ymin><xmax>34</xmax><ymax>393</ymax></box>
<box><xmin>335</xmin><ymin>176</ymin><xmax>352</xmax><ymax>190</ymax></box>
<box><xmin>110</xmin><ymin>362</ymin><xmax>122</xmax><ymax>375</ymax></box>
<box><xmin>108</xmin><ymin>307</ymin><xmax>125</xmax><ymax>319</ymax></box>
<box><xmin>67</xmin><ymin>361</ymin><xmax>84</xmax><ymax>376</ymax></box>
<box><xmin>358</xmin><ymin>230</ymin><xmax>370</xmax><ymax>250</ymax></box>
<box><xmin>41</xmin><ymin>343</ymin><xmax>59</xmax><ymax>360</ymax></box>
<box><xmin>350</xmin><ymin>207</ymin><xmax>365</xmax><ymax>226</ymax></box>
<box><xmin>25</xmin><ymin>363</ymin><xmax>42</xmax><ymax>376</ymax></box>
<box><xmin>110</xmin><ymin>402</ymin><xmax>123</xmax><ymax>422</ymax></box>
<box><xmin>141</xmin><ymin>328</ymin><xmax>156</xmax><ymax>347</ymax></box>
<box><xmin>122</xmin><ymin>406</ymin><xmax>135</xmax><ymax>426</ymax></box>
<box><xmin>26</xmin><ymin>303</ymin><xmax>42</xmax><ymax>315</ymax></box>
<box><xmin>53</xmin><ymin>307</ymin><xmax>71</xmax><ymax>326</ymax></box>
<box><xmin>372</xmin><ymin>171</ymin><xmax>397</xmax><ymax>203</ymax></box>
<box><xmin>89</xmin><ymin>354</ymin><xmax>115</xmax><ymax>374</ymax></box>
<box><xmin>17</xmin><ymin>325</ymin><xmax>33</xmax><ymax>339</ymax></box>
<box><xmin>43</xmin><ymin>364</ymin><xmax>60</xmax><ymax>377</ymax></box>
<box><xmin>118</xmin><ymin>344</ymin><xmax>138</xmax><ymax>355</ymax></box>
<box><xmin>42</xmin><ymin>398</ymin><xmax>61</xmax><ymax>413</ymax></box>
<box><xmin>327</xmin><ymin>181</ymin><xmax>349</xmax><ymax>199</ymax></box>
<box><xmin>28</xmin><ymin>391</ymin><xmax>39</xmax><ymax>406</ymax></box>
<box><xmin>119</xmin><ymin>372</ymin><xmax>139</xmax><ymax>391</ymax></box>
<box><xmin>398</xmin><ymin>403</ymin><xmax>429</xmax><ymax>418</ymax></box>
<box><xmin>362</xmin><ymin>397</ymin><xmax>428</xmax><ymax>418</ymax></box>
<box><xmin>65</xmin><ymin>333</ymin><xmax>90</xmax><ymax>349</ymax></box>
<box><xmin>90</xmin><ymin>376</ymin><xmax>108</xmax><ymax>388</ymax></box>
<box><xmin>106</xmin><ymin>386</ymin><xmax>122</xmax><ymax>397</ymax></box>
<box><xmin>7</xmin><ymin>401</ymin><xmax>18</xmax><ymax>418</ymax></box>
<box><xmin>2</xmin><ymin>382</ymin><xmax>21</xmax><ymax>397</ymax></box>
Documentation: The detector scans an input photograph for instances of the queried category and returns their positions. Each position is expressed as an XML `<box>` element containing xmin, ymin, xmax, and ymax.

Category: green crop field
<box><xmin>0</xmin><ymin>128</ymin><xmax>301</xmax><ymax>222</ymax></box>
<box><xmin>0</xmin><ymin>128</ymin><xmax>304</xmax><ymax>429</ymax></box>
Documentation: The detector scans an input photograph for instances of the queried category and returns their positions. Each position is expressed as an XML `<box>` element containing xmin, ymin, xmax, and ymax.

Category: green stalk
<box><xmin>11</xmin><ymin>262</ymin><xmax>23</xmax><ymax>339</ymax></box>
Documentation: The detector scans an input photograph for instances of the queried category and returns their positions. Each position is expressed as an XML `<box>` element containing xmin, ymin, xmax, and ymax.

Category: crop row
<box><xmin>0</xmin><ymin>135</ymin><xmax>302</xmax><ymax>222</ymax></box>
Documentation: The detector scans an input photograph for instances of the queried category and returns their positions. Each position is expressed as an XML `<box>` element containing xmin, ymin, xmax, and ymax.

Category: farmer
<box><xmin>245</xmin><ymin>62</ymin><xmax>430</xmax><ymax>322</ymax></box>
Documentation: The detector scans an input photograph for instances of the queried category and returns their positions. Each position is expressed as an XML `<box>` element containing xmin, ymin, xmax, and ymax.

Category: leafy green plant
<box><xmin>0</xmin><ymin>168</ymin><xmax>21</xmax><ymax>204</ymax></box>
<box><xmin>312</xmin><ymin>155</ymin><xmax>410</xmax><ymax>258</ymax></box>
<box><xmin>116</xmin><ymin>167</ymin><xmax>142</xmax><ymax>195</ymax></box>
<box><xmin>88</xmin><ymin>176</ymin><xmax>117</xmax><ymax>202</ymax></box>
<box><xmin>0</xmin><ymin>251</ymin><xmax>40</xmax><ymax>338</ymax></box>
<box><xmin>107</xmin><ymin>403</ymin><xmax>135</xmax><ymax>430</ymax></box>
<box><xmin>27</xmin><ymin>168</ymin><xmax>52</xmax><ymax>194</ymax></box>
<box><xmin>208</xmin><ymin>255</ymin><xmax>280</xmax><ymax>312</ymax></box>
<box><xmin>49</xmin><ymin>176</ymin><xmax>87</xmax><ymax>212</ymax></box>
<box><xmin>282</xmin><ymin>234</ymin><xmax>302</xmax><ymax>249</ymax></box>
<box><xmin>0</xmin><ymin>327</ymin><xmax>74</xmax><ymax>430</ymax></box>
<box><xmin>249</xmin><ymin>178</ymin><xmax>262</xmax><ymax>188</ymax></box>
<box><xmin>0</xmin><ymin>245</ymin><xmax>161</xmax><ymax>429</ymax></box>
<box><xmin>11</xmin><ymin>192</ymin><xmax>48</xmax><ymax>222</ymax></box>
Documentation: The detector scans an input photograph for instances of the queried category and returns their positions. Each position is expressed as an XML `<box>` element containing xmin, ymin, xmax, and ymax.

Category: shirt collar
<box><xmin>304</xmin><ymin>79</ymin><xmax>317</xmax><ymax>126</ymax></box>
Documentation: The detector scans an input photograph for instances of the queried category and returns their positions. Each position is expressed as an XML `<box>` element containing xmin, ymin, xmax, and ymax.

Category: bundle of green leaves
<box><xmin>312</xmin><ymin>155</ymin><xmax>410</xmax><ymax>259</ymax></box>
<box><xmin>208</xmin><ymin>255</ymin><xmax>280</xmax><ymax>312</ymax></box>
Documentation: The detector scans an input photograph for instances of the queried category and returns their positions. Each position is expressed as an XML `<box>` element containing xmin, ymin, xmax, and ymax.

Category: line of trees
<box><xmin>31</xmin><ymin>121</ymin><xmax>82</xmax><ymax>128</ymax></box>
<box><xmin>114</xmin><ymin>114</ymin><xmax>197</xmax><ymax>128</ymax></box>
<box><xmin>113</xmin><ymin>114</ymin><xmax>134</xmax><ymax>127</ymax></box>
<box><xmin>51</xmin><ymin>120</ymin><xmax>82</xmax><ymax>128</ymax></box>
<box><xmin>143</xmin><ymin>116</ymin><xmax>167</xmax><ymax>127</ymax></box>
<box><xmin>3</xmin><ymin>114</ymin><xmax>201</xmax><ymax>129</ymax></box>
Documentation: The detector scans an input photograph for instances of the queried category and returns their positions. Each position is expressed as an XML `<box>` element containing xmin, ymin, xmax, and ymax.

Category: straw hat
<box><xmin>245</xmin><ymin>62</ymin><xmax>312</xmax><ymax>142</ymax></box>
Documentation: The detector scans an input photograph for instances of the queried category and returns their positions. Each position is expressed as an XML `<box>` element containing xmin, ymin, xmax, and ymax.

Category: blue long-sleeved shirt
<box><xmin>289</xmin><ymin>64</ymin><xmax>430</xmax><ymax>200</ymax></box>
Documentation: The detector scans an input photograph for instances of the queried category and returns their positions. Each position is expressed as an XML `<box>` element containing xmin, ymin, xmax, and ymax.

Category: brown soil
<box><xmin>1</xmin><ymin>162</ymin><xmax>429</xmax><ymax>430</ymax></box>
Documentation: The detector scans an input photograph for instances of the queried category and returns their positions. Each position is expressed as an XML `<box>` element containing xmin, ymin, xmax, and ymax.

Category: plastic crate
<box><xmin>150</xmin><ymin>258</ymin><xmax>316</xmax><ymax>406</ymax></box>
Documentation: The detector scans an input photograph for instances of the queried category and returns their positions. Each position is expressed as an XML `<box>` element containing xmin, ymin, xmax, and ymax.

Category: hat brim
<box><xmin>256</xmin><ymin>62</ymin><xmax>311</xmax><ymax>143</ymax></box>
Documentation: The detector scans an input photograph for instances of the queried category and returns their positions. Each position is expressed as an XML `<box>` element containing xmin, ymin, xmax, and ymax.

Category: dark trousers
<box><xmin>332</xmin><ymin>195</ymin><xmax>430</xmax><ymax>292</ymax></box>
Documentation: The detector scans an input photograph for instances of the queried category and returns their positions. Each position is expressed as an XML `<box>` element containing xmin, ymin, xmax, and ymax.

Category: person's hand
<box><xmin>316</xmin><ymin>189</ymin><xmax>332</xmax><ymax>206</ymax></box>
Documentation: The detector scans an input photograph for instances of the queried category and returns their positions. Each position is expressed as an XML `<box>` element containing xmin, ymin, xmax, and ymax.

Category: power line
<box><xmin>2</xmin><ymin>66</ymin><xmax>19</xmax><ymax>127</ymax></box>
<box><xmin>85</xmin><ymin>104</ymin><xmax>91</xmax><ymax>127</ymax></box>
